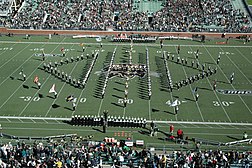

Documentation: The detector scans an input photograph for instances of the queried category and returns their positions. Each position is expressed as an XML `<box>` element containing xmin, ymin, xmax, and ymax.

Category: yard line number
<box><xmin>213</xmin><ymin>101</ymin><xmax>234</xmax><ymax>107</ymax></box>
<box><xmin>20</xmin><ymin>96</ymin><xmax>87</xmax><ymax>103</ymax></box>
<box><xmin>0</xmin><ymin>47</ymin><xmax>13</xmax><ymax>51</ymax></box>
<box><xmin>118</xmin><ymin>99</ymin><xmax>134</xmax><ymax>104</ymax></box>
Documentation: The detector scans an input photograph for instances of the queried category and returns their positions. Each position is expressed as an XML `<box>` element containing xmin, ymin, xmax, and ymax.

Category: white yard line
<box><xmin>204</xmin><ymin>46</ymin><xmax>252</xmax><ymax>115</ymax></box>
<box><xmin>219</xmin><ymin>47</ymin><xmax>252</xmax><ymax>85</ymax></box>
<box><xmin>45</xmin><ymin>44</ymin><xmax>78</xmax><ymax>117</ymax></box>
<box><xmin>0</xmin><ymin>44</ymin><xmax>31</xmax><ymax>87</ymax></box>
<box><xmin>19</xmin><ymin>38</ymin><xmax>67</xmax><ymax>116</ymax></box>
<box><xmin>0</xmin><ymin>115</ymin><xmax>251</xmax><ymax>125</ymax></box>
<box><xmin>0</xmin><ymin>43</ymin><xmax>16</xmax><ymax>68</ymax></box>
<box><xmin>18</xmin><ymin>118</ymin><xmax>23</xmax><ymax>123</ymax></box>
<box><xmin>97</xmin><ymin>99</ymin><xmax>104</xmax><ymax>116</ymax></box>
<box><xmin>162</xmin><ymin>49</ymin><xmax>177</xmax><ymax>120</ymax></box>
<box><xmin>31</xmin><ymin>119</ymin><xmax>36</xmax><ymax>123</ymax></box>
<box><xmin>146</xmin><ymin>47</ymin><xmax>152</xmax><ymax>120</ymax></box>
<box><xmin>180</xmin><ymin>46</ymin><xmax>205</xmax><ymax>121</ymax></box>
<box><xmin>235</xmin><ymin>48</ymin><xmax>252</xmax><ymax>65</ymax></box>
<box><xmin>148</xmin><ymin>100</ymin><xmax>151</xmax><ymax>120</ymax></box>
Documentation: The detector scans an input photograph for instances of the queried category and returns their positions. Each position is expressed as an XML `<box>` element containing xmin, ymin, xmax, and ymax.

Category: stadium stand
<box><xmin>0</xmin><ymin>138</ymin><xmax>251</xmax><ymax>167</ymax></box>
<box><xmin>0</xmin><ymin>0</ymin><xmax>251</xmax><ymax>32</ymax></box>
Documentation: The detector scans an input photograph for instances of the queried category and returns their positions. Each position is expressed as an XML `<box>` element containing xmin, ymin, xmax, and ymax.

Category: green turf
<box><xmin>247</xmin><ymin>0</ymin><xmax>252</xmax><ymax>5</ymax></box>
<box><xmin>0</xmin><ymin>35</ymin><xmax>251</xmax><ymax>149</ymax></box>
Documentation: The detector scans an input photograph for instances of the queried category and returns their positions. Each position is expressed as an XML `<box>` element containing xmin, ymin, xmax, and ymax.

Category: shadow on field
<box><xmin>115</xmin><ymin>81</ymin><xmax>124</xmax><ymax>85</ymax></box>
<box><xmin>32</xmin><ymin>57</ymin><xmax>42</xmax><ymax>61</ymax></box>
<box><xmin>197</xmin><ymin>87</ymin><xmax>212</xmax><ymax>91</ymax></box>
<box><xmin>204</xmin><ymin>61</ymin><xmax>215</xmax><ymax>65</ymax></box>
<box><xmin>22</xmin><ymin>84</ymin><xmax>29</xmax><ymax>89</ymax></box>
<box><xmin>112</xmin><ymin>94</ymin><xmax>123</xmax><ymax>99</ymax></box>
<box><xmin>38</xmin><ymin>93</ymin><xmax>44</xmax><ymax>98</ymax></box>
<box><xmin>163</xmin><ymin>110</ymin><xmax>176</xmax><ymax>115</ymax></box>
<box><xmin>217</xmin><ymin>80</ymin><xmax>229</xmax><ymax>84</ymax></box>
<box><xmin>227</xmin><ymin>135</ymin><xmax>240</xmax><ymax>141</ymax></box>
<box><xmin>152</xmin><ymin>108</ymin><xmax>159</xmax><ymax>112</ymax></box>
<box><xmin>138</xmin><ymin>129</ymin><xmax>150</xmax><ymax>136</ymax></box>
<box><xmin>154</xmin><ymin>56</ymin><xmax>169</xmax><ymax>92</ymax></box>
<box><xmin>184</xmin><ymin>97</ymin><xmax>195</xmax><ymax>102</ymax></box>
<box><xmin>111</xmin><ymin>102</ymin><xmax>124</xmax><ymax>108</ymax></box>
<box><xmin>64</xmin><ymin>107</ymin><xmax>73</xmax><ymax>111</ymax></box>
<box><xmin>113</xmin><ymin>87</ymin><xmax>124</xmax><ymax>92</ymax></box>
<box><xmin>47</xmin><ymin>95</ymin><xmax>55</xmax><ymax>99</ymax></box>
<box><xmin>92</xmin><ymin>128</ymin><xmax>103</xmax><ymax>133</ymax></box>
<box><xmin>52</xmin><ymin>104</ymin><xmax>60</xmax><ymax>108</ymax></box>
<box><xmin>31</xmin><ymin>86</ymin><xmax>38</xmax><ymax>90</ymax></box>
<box><xmin>152</xmin><ymin>108</ymin><xmax>175</xmax><ymax>115</ymax></box>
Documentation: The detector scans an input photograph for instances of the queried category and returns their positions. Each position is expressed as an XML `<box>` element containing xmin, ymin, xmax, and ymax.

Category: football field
<box><xmin>0</xmin><ymin>35</ymin><xmax>251</xmax><ymax>147</ymax></box>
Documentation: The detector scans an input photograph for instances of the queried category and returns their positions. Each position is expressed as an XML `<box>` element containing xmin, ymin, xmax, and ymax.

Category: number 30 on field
<box><xmin>213</xmin><ymin>101</ymin><xmax>234</xmax><ymax>107</ymax></box>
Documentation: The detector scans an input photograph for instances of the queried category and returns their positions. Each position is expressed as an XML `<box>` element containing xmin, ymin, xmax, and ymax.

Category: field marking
<box><xmin>201</xmin><ymin>46</ymin><xmax>235</xmax><ymax>122</ymax></box>
<box><xmin>162</xmin><ymin>49</ymin><xmax>177</xmax><ymax>120</ymax></box>
<box><xmin>204</xmin><ymin>46</ymin><xmax>252</xmax><ymax>115</ymax></box>
<box><xmin>97</xmin><ymin>47</ymin><xmax>117</xmax><ymax>116</ymax></box>
<box><xmin>145</xmin><ymin>47</ymin><xmax>152</xmax><ymax>120</ymax></box>
<box><xmin>6</xmin><ymin>118</ymin><xmax>11</xmax><ymax>122</ymax></box>
<box><xmin>220</xmin><ymin>47</ymin><xmax>252</xmax><ymax>85</ymax></box>
<box><xmin>31</xmin><ymin>119</ymin><xmax>36</xmax><ymax>123</ymax></box>
<box><xmin>97</xmin><ymin>99</ymin><xmax>104</xmax><ymax>116</ymax></box>
<box><xmin>123</xmin><ymin>107</ymin><xmax>126</xmax><ymax>117</ymax></box>
<box><xmin>0</xmin><ymin>115</ymin><xmax>251</xmax><ymax>125</ymax></box>
<box><xmin>1</xmin><ymin>40</ymin><xmax>252</xmax><ymax>48</ymax></box>
<box><xmin>45</xmin><ymin>44</ymin><xmax>78</xmax><ymax>117</ymax></box>
<box><xmin>0</xmin><ymin>50</ymin><xmax>46</xmax><ymax>113</ymax></box>
<box><xmin>0</xmin><ymin>44</ymin><xmax>31</xmax><ymax>87</ymax></box>
<box><xmin>148</xmin><ymin>100</ymin><xmax>151</xmax><ymax>120</ymax></box>
<box><xmin>18</xmin><ymin>118</ymin><xmax>24</xmax><ymax>123</ymax></box>
<box><xmin>74</xmin><ymin>50</ymin><xmax>101</xmax><ymax>117</ymax></box>
<box><xmin>235</xmin><ymin>47</ymin><xmax>252</xmax><ymax>65</ymax></box>
<box><xmin>19</xmin><ymin>37</ymin><xmax>67</xmax><ymax>116</ymax></box>
<box><xmin>0</xmin><ymin>43</ymin><xmax>16</xmax><ymax>67</ymax></box>
<box><xmin>180</xmin><ymin>46</ymin><xmax>205</xmax><ymax>121</ymax></box>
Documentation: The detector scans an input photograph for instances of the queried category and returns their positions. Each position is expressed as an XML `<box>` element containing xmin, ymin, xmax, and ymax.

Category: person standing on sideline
<box><xmin>160</xmin><ymin>39</ymin><xmax>163</xmax><ymax>49</ymax></box>
<box><xmin>170</xmin><ymin>124</ymin><xmax>174</xmax><ymax>135</ymax></box>
<box><xmin>177</xmin><ymin>45</ymin><xmax>180</xmax><ymax>54</ymax></box>
<box><xmin>243</xmin><ymin>131</ymin><xmax>248</xmax><ymax>139</ymax></box>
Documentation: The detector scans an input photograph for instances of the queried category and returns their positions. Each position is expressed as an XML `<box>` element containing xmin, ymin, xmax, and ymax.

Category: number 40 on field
<box><xmin>213</xmin><ymin>101</ymin><xmax>234</xmax><ymax>107</ymax></box>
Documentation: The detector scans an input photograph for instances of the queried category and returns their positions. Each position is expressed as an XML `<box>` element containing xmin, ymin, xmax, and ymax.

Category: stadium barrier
<box><xmin>0</xmin><ymin>133</ymin><xmax>77</xmax><ymax>140</ymax></box>
<box><xmin>0</xmin><ymin>27</ymin><xmax>251</xmax><ymax>38</ymax></box>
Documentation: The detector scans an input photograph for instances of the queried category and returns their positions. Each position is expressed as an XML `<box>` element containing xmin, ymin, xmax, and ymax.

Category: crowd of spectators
<box><xmin>0</xmin><ymin>0</ymin><xmax>10</xmax><ymax>12</ymax></box>
<box><xmin>1</xmin><ymin>0</ymin><xmax>251</xmax><ymax>32</ymax></box>
<box><xmin>0</xmin><ymin>137</ymin><xmax>251</xmax><ymax>168</ymax></box>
